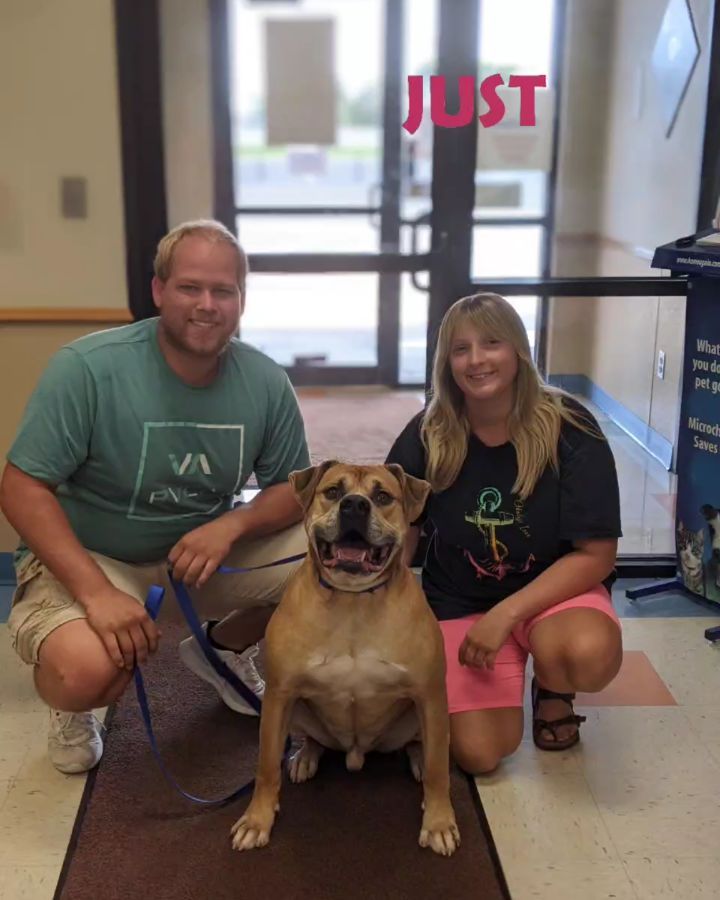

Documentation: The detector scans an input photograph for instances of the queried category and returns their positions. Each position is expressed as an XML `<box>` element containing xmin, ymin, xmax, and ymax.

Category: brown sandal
<box><xmin>531</xmin><ymin>677</ymin><xmax>587</xmax><ymax>751</ymax></box>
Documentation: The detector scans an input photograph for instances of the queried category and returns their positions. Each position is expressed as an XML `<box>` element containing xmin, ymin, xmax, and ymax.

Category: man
<box><xmin>0</xmin><ymin>219</ymin><xmax>309</xmax><ymax>774</ymax></box>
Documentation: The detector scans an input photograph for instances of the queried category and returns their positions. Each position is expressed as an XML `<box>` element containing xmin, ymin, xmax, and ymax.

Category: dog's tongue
<box><xmin>335</xmin><ymin>546</ymin><xmax>368</xmax><ymax>562</ymax></box>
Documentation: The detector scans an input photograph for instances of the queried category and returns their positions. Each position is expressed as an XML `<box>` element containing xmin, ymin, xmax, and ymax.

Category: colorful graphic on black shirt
<box><xmin>463</xmin><ymin>487</ymin><xmax>535</xmax><ymax>581</ymax></box>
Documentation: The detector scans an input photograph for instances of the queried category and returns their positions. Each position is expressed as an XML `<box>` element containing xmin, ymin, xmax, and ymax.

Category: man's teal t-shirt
<box><xmin>8</xmin><ymin>319</ymin><xmax>310</xmax><ymax>565</ymax></box>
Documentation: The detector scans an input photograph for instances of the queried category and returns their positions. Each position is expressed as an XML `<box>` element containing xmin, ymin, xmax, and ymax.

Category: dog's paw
<box><xmin>405</xmin><ymin>741</ymin><xmax>423</xmax><ymax>782</ymax></box>
<box><xmin>419</xmin><ymin>807</ymin><xmax>460</xmax><ymax>857</ymax></box>
<box><xmin>230</xmin><ymin>804</ymin><xmax>276</xmax><ymax>851</ymax></box>
<box><xmin>288</xmin><ymin>738</ymin><xmax>323</xmax><ymax>783</ymax></box>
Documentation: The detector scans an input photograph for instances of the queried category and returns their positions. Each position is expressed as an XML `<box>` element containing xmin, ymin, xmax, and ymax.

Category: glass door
<box><xmin>225</xmin><ymin>0</ymin><xmax>417</xmax><ymax>386</ymax></box>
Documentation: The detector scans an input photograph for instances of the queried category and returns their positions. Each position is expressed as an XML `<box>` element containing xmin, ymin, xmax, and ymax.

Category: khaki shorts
<box><xmin>7</xmin><ymin>523</ymin><xmax>307</xmax><ymax>665</ymax></box>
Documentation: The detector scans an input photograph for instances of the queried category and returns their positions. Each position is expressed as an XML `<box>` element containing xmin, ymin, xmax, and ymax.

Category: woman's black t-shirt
<box><xmin>385</xmin><ymin>403</ymin><xmax>622</xmax><ymax>620</ymax></box>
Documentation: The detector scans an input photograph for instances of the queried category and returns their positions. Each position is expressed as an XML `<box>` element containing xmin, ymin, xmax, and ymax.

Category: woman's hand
<box><xmin>458</xmin><ymin>604</ymin><xmax>516</xmax><ymax>670</ymax></box>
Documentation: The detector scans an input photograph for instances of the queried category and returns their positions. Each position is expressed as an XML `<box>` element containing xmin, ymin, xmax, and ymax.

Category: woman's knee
<box><xmin>533</xmin><ymin>613</ymin><xmax>623</xmax><ymax>692</ymax></box>
<box><xmin>561</xmin><ymin>628</ymin><xmax>623</xmax><ymax>691</ymax></box>
<box><xmin>451</xmin><ymin>732</ymin><xmax>522</xmax><ymax>776</ymax></box>
<box><xmin>452</xmin><ymin>741</ymin><xmax>504</xmax><ymax>775</ymax></box>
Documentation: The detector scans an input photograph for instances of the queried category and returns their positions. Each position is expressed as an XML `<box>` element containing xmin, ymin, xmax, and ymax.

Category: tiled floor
<box><xmin>1</xmin><ymin>589</ymin><xmax>719</xmax><ymax>899</ymax></box>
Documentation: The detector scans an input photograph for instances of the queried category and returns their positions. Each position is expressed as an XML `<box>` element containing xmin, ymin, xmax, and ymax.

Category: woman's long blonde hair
<box><xmin>421</xmin><ymin>293</ymin><xmax>602</xmax><ymax>499</ymax></box>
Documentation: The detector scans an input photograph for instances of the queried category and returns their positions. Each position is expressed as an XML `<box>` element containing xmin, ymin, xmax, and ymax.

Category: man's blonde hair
<box><xmin>153</xmin><ymin>219</ymin><xmax>248</xmax><ymax>292</ymax></box>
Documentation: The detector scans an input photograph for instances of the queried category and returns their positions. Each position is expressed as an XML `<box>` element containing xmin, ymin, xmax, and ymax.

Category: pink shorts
<box><xmin>438</xmin><ymin>586</ymin><xmax>620</xmax><ymax>713</ymax></box>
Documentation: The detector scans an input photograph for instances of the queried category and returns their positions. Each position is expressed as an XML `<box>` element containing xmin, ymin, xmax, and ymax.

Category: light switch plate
<box><xmin>61</xmin><ymin>177</ymin><xmax>87</xmax><ymax>219</ymax></box>
<box><xmin>657</xmin><ymin>349</ymin><xmax>666</xmax><ymax>380</ymax></box>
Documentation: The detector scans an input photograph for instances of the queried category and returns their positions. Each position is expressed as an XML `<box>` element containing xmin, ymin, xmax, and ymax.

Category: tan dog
<box><xmin>230</xmin><ymin>461</ymin><xmax>459</xmax><ymax>857</ymax></box>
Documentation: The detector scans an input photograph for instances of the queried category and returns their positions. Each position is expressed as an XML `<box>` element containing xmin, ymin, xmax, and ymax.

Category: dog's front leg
<box><xmin>230</xmin><ymin>687</ymin><xmax>293</xmax><ymax>851</ymax></box>
<box><xmin>414</xmin><ymin>685</ymin><xmax>460</xmax><ymax>857</ymax></box>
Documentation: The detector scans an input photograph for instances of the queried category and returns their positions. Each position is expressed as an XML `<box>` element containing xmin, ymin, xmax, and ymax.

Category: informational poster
<box><xmin>653</xmin><ymin>237</ymin><xmax>720</xmax><ymax>604</ymax></box>
<box><xmin>476</xmin><ymin>86</ymin><xmax>554</xmax><ymax>171</ymax></box>
<box><xmin>674</xmin><ymin>277</ymin><xmax>720</xmax><ymax>603</ymax></box>
<box><xmin>265</xmin><ymin>18</ymin><xmax>336</xmax><ymax>145</ymax></box>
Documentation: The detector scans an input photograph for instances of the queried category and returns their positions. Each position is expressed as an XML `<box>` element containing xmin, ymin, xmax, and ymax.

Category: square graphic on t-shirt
<box><xmin>127</xmin><ymin>422</ymin><xmax>244</xmax><ymax>520</ymax></box>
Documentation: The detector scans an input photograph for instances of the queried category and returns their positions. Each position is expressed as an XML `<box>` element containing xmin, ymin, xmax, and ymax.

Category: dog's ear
<box><xmin>384</xmin><ymin>463</ymin><xmax>431</xmax><ymax>524</ymax></box>
<box><xmin>289</xmin><ymin>460</ymin><xmax>341</xmax><ymax>512</ymax></box>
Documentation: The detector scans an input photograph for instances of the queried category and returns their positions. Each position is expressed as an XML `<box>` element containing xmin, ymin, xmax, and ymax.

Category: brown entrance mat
<box><xmin>54</xmin><ymin>629</ymin><xmax>510</xmax><ymax>900</ymax></box>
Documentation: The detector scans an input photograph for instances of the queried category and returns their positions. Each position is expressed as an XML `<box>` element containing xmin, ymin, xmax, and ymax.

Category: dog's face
<box><xmin>289</xmin><ymin>461</ymin><xmax>430</xmax><ymax>592</ymax></box>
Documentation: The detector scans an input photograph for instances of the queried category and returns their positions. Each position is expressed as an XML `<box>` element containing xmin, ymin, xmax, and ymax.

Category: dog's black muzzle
<box><xmin>338</xmin><ymin>493</ymin><xmax>371</xmax><ymax>538</ymax></box>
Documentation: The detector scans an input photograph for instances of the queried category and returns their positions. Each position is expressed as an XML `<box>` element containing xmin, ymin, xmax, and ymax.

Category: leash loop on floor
<box><xmin>133</xmin><ymin>552</ymin><xmax>305</xmax><ymax>805</ymax></box>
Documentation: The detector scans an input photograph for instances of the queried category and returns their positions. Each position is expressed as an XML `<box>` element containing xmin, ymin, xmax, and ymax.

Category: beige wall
<box><xmin>0</xmin><ymin>0</ymin><xmax>127</xmax><ymax>310</ymax></box>
<box><xmin>0</xmin><ymin>0</ymin><xmax>128</xmax><ymax>551</ymax></box>
<box><xmin>601</xmin><ymin>0</ymin><xmax>710</xmax><ymax>250</ymax></box>
<box><xmin>160</xmin><ymin>0</ymin><xmax>215</xmax><ymax>226</ymax></box>
<box><xmin>550</xmin><ymin>0</ymin><xmax>712</xmax><ymax>447</ymax></box>
<box><xmin>552</xmin><ymin>0</ymin><xmax>614</xmax><ymax>243</ymax></box>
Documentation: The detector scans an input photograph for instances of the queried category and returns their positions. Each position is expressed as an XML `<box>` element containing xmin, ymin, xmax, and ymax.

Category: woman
<box><xmin>386</xmin><ymin>293</ymin><xmax>623</xmax><ymax>774</ymax></box>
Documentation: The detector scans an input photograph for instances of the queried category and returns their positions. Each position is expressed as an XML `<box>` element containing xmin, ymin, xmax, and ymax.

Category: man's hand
<box><xmin>84</xmin><ymin>586</ymin><xmax>161</xmax><ymax>670</ymax></box>
<box><xmin>168</xmin><ymin>518</ymin><xmax>236</xmax><ymax>588</ymax></box>
<box><xmin>458</xmin><ymin>604</ymin><xmax>516</xmax><ymax>670</ymax></box>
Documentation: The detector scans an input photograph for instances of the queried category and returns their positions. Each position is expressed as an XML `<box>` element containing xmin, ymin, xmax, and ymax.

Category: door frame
<box><xmin>114</xmin><ymin>0</ymin><xmax>168</xmax><ymax>321</ymax></box>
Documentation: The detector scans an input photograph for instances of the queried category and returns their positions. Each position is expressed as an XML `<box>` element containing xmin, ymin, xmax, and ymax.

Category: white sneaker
<box><xmin>178</xmin><ymin>624</ymin><xmax>265</xmax><ymax>716</ymax></box>
<box><xmin>48</xmin><ymin>709</ymin><xmax>104</xmax><ymax>775</ymax></box>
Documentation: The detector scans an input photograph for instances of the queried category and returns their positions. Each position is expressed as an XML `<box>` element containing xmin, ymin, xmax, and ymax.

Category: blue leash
<box><xmin>134</xmin><ymin>552</ymin><xmax>305</xmax><ymax>806</ymax></box>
